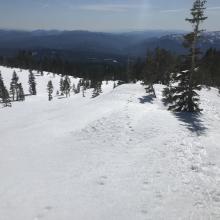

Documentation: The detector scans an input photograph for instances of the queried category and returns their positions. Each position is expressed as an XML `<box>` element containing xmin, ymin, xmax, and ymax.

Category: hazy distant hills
<box><xmin>0</xmin><ymin>29</ymin><xmax>220</xmax><ymax>60</ymax></box>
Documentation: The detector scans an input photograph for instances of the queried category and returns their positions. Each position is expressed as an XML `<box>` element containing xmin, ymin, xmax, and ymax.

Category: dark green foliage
<box><xmin>141</xmin><ymin>48</ymin><xmax>178</xmax><ymax>100</ymax></box>
<box><xmin>163</xmin><ymin>0</ymin><xmax>207</xmax><ymax>112</ymax></box>
<box><xmin>76</xmin><ymin>81</ymin><xmax>81</xmax><ymax>94</ymax></box>
<box><xmin>10</xmin><ymin>71</ymin><xmax>19</xmax><ymax>101</ymax></box>
<box><xmin>198</xmin><ymin>48</ymin><xmax>220</xmax><ymax>87</ymax></box>
<box><xmin>10</xmin><ymin>71</ymin><xmax>25</xmax><ymax>101</ymax></box>
<box><xmin>84</xmin><ymin>80</ymin><xmax>91</xmax><ymax>89</ymax></box>
<box><xmin>142</xmin><ymin>48</ymin><xmax>178</xmax><ymax>86</ymax></box>
<box><xmin>0</xmin><ymin>73</ymin><xmax>11</xmax><ymax>107</ymax></box>
<box><xmin>28</xmin><ymin>70</ymin><xmax>37</xmax><ymax>95</ymax></box>
<box><xmin>162</xmin><ymin>86</ymin><xmax>174</xmax><ymax>106</ymax></box>
<box><xmin>163</xmin><ymin>71</ymin><xmax>202</xmax><ymax>111</ymax></box>
<box><xmin>117</xmin><ymin>80</ymin><xmax>126</xmax><ymax>86</ymax></box>
<box><xmin>62</xmin><ymin>76</ymin><xmax>71</xmax><ymax>97</ymax></box>
<box><xmin>72</xmin><ymin>83</ymin><xmax>76</xmax><ymax>94</ymax></box>
<box><xmin>132</xmin><ymin>58</ymin><xmax>145</xmax><ymax>81</ymax></box>
<box><xmin>82</xmin><ymin>84</ymin><xmax>86</xmax><ymax>97</ymax></box>
<box><xmin>47</xmin><ymin>80</ymin><xmax>54</xmax><ymax>101</ymax></box>
<box><xmin>92</xmin><ymin>81</ymin><xmax>102</xmax><ymax>98</ymax></box>
<box><xmin>59</xmin><ymin>77</ymin><xmax>64</xmax><ymax>95</ymax></box>
<box><xmin>145</xmin><ymin>85</ymin><xmax>156</xmax><ymax>98</ymax></box>
<box><xmin>113</xmin><ymin>81</ymin><xmax>116</xmax><ymax>89</ymax></box>
<box><xmin>17</xmin><ymin>83</ymin><xmax>25</xmax><ymax>101</ymax></box>
<box><xmin>143</xmin><ymin>48</ymin><xmax>176</xmax><ymax>98</ymax></box>
<box><xmin>0</xmin><ymin>50</ymin><xmax>127</xmax><ymax>83</ymax></box>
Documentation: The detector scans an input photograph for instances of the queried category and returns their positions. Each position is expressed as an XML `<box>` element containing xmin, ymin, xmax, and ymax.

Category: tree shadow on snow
<box><xmin>174</xmin><ymin>112</ymin><xmax>207</xmax><ymax>136</ymax></box>
<box><xmin>138</xmin><ymin>95</ymin><xmax>154</xmax><ymax>104</ymax></box>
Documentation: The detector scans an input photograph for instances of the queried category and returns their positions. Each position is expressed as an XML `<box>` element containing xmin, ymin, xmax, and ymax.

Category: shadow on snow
<box><xmin>174</xmin><ymin>112</ymin><xmax>207</xmax><ymax>136</ymax></box>
<box><xmin>138</xmin><ymin>95</ymin><xmax>155</xmax><ymax>104</ymax></box>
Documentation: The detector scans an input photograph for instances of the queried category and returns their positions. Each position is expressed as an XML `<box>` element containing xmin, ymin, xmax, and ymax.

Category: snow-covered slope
<box><xmin>0</xmin><ymin>66</ymin><xmax>220</xmax><ymax>220</ymax></box>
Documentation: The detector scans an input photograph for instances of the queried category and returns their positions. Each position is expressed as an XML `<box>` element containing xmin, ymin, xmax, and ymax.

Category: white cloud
<box><xmin>160</xmin><ymin>8</ymin><xmax>186</xmax><ymax>13</ymax></box>
<box><xmin>160</xmin><ymin>6</ymin><xmax>220</xmax><ymax>14</ymax></box>
<box><xmin>207</xmin><ymin>6</ymin><xmax>220</xmax><ymax>11</ymax></box>
<box><xmin>77</xmin><ymin>3</ymin><xmax>149</xmax><ymax>12</ymax></box>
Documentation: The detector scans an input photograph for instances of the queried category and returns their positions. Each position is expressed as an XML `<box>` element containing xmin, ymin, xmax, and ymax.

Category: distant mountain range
<box><xmin>0</xmin><ymin>29</ymin><xmax>220</xmax><ymax>61</ymax></box>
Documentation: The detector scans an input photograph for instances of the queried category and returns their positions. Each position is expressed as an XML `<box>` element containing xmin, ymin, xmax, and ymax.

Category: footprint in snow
<box><xmin>97</xmin><ymin>176</ymin><xmax>108</xmax><ymax>186</ymax></box>
<box><xmin>211</xmin><ymin>191</ymin><xmax>220</xmax><ymax>203</ymax></box>
<box><xmin>34</xmin><ymin>206</ymin><xmax>53</xmax><ymax>220</ymax></box>
<box><xmin>143</xmin><ymin>181</ymin><xmax>149</xmax><ymax>185</ymax></box>
<box><xmin>155</xmin><ymin>191</ymin><xmax>163</xmax><ymax>199</ymax></box>
<box><xmin>141</xmin><ymin>209</ymin><xmax>148</xmax><ymax>215</ymax></box>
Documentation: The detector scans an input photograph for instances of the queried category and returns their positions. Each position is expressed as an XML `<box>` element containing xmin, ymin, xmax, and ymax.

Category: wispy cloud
<box><xmin>160</xmin><ymin>5</ymin><xmax>220</xmax><ymax>14</ymax></box>
<box><xmin>160</xmin><ymin>8</ymin><xmax>186</xmax><ymax>13</ymax></box>
<box><xmin>207</xmin><ymin>6</ymin><xmax>220</xmax><ymax>11</ymax></box>
<box><xmin>77</xmin><ymin>3</ymin><xmax>149</xmax><ymax>13</ymax></box>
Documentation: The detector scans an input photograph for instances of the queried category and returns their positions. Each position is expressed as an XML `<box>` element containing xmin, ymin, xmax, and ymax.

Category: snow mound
<box><xmin>0</xmin><ymin>66</ymin><xmax>220</xmax><ymax>220</ymax></box>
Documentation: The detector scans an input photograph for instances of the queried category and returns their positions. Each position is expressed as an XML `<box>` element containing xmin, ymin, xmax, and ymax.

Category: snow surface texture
<box><xmin>0</xmin><ymin>66</ymin><xmax>220</xmax><ymax>220</ymax></box>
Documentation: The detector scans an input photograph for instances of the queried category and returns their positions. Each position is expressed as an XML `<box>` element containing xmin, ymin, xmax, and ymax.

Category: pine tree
<box><xmin>163</xmin><ymin>0</ymin><xmax>207</xmax><ymax>112</ymax></box>
<box><xmin>76</xmin><ymin>81</ymin><xmax>81</xmax><ymax>94</ymax></box>
<box><xmin>0</xmin><ymin>72</ymin><xmax>4</xmax><ymax>100</ymax></box>
<box><xmin>92</xmin><ymin>81</ymin><xmax>102</xmax><ymax>98</ymax></box>
<box><xmin>85</xmin><ymin>80</ymin><xmax>91</xmax><ymax>89</ymax></box>
<box><xmin>82</xmin><ymin>85</ymin><xmax>85</xmax><ymax>97</ymax></box>
<box><xmin>72</xmin><ymin>83</ymin><xmax>76</xmax><ymax>93</ymax></box>
<box><xmin>81</xmin><ymin>79</ymin><xmax>86</xmax><ymax>97</ymax></box>
<box><xmin>10</xmin><ymin>71</ymin><xmax>19</xmax><ymax>101</ymax></box>
<box><xmin>143</xmin><ymin>51</ymin><xmax>157</xmax><ymax>98</ymax></box>
<box><xmin>17</xmin><ymin>83</ymin><xmax>25</xmax><ymax>101</ymax></box>
<box><xmin>0</xmin><ymin>73</ymin><xmax>11</xmax><ymax>107</ymax></box>
<box><xmin>47</xmin><ymin>80</ymin><xmax>54</xmax><ymax>101</ymax></box>
<box><xmin>28</xmin><ymin>70</ymin><xmax>37</xmax><ymax>95</ymax></box>
<box><xmin>59</xmin><ymin>77</ymin><xmax>64</xmax><ymax>95</ymax></box>
<box><xmin>113</xmin><ymin>81</ymin><xmax>116</xmax><ymax>89</ymax></box>
<box><xmin>63</xmin><ymin>76</ymin><xmax>71</xmax><ymax>97</ymax></box>
<box><xmin>145</xmin><ymin>84</ymin><xmax>156</xmax><ymax>98</ymax></box>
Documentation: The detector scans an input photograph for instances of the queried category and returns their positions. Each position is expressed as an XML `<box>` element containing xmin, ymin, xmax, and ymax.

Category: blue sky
<box><xmin>0</xmin><ymin>0</ymin><xmax>220</xmax><ymax>31</ymax></box>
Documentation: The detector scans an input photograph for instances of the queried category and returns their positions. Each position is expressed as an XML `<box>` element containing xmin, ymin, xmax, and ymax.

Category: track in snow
<box><xmin>0</xmin><ymin>66</ymin><xmax>220</xmax><ymax>220</ymax></box>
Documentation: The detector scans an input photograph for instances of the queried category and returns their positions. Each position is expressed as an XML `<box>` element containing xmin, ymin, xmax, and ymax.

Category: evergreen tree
<box><xmin>92</xmin><ymin>81</ymin><xmax>102</xmax><ymax>98</ymax></box>
<box><xmin>81</xmin><ymin>79</ymin><xmax>86</xmax><ymax>97</ymax></box>
<box><xmin>113</xmin><ymin>81</ymin><xmax>116</xmax><ymax>89</ymax></box>
<box><xmin>199</xmin><ymin>48</ymin><xmax>220</xmax><ymax>87</ymax></box>
<box><xmin>85</xmin><ymin>80</ymin><xmax>91</xmax><ymax>89</ymax></box>
<box><xmin>145</xmin><ymin>84</ymin><xmax>156</xmax><ymax>98</ymax></box>
<box><xmin>76</xmin><ymin>81</ymin><xmax>81</xmax><ymax>94</ymax></box>
<box><xmin>59</xmin><ymin>77</ymin><xmax>64</xmax><ymax>95</ymax></box>
<box><xmin>82</xmin><ymin>85</ymin><xmax>85</xmax><ymax>97</ymax></box>
<box><xmin>10</xmin><ymin>71</ymin><xmax>19</xmax><ymax>101</ymax></box>
<box><xmin>17</xmin><ymin>83</ymin><xmax>25</xmax><ymax>101</ymax></box>
<box><xmin>72</xmin><ymin>83</ymin><xmax>76</xmax><ymax>93</ymax></box>
<box><xmin>63</xmin><ymin>76</ymin><xmax>71</xmax><ymax>97</ymax></box>
<box><xmin>0</xmin><ymin>72</ymin><xmax>4</xmax><ymax>100</ymax></box>
<box><xmin>163</xmin><ymin>0</ymin><xmax>207</xmax><ymax>112</ymax></box>
<box><xmin>0</xmin><ymin>73</ymin><xmax>11</xmax><ymax>107</ymax></box>
<box><xmin>47</xmin><ymin>80</ymin><xmax>54</xmax><ymax>101</ymax></box>
<box><xmin>28</xmin><ymin>70</ymin><xmax>37</xmax><ymax>95</ymax></box>
<box><xmin>142</xmin><ymin>51</ymin><xmax>157</xmax><ymax>98</ymax></box>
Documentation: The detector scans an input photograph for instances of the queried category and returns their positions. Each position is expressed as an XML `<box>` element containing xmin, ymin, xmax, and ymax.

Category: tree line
<box><xmin>1</xmin><ymin>0</ymin><xmax>219</xmax><ymax>112</ymax></box>
<box><xmin>0</xmin><ymin>70</ymin><xmax>37</xmax><ymax>107</ymax></box>
<box><xmin>0</xmin><ymin>68</ymin><xmax>107</xmax><ymax>107</ymax></box>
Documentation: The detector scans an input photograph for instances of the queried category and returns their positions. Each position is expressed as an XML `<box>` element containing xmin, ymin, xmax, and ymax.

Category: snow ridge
<box><xmin>0</xmin><ymin>67</ymin><xmax>220</xmax><ymax>220</ymax></box>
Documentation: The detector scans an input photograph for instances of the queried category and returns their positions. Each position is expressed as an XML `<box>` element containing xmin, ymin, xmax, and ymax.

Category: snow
<box><xmin>0</xmin><ymin>66</ymin><xmax>220</xmax><ymax>220</ymax></box>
